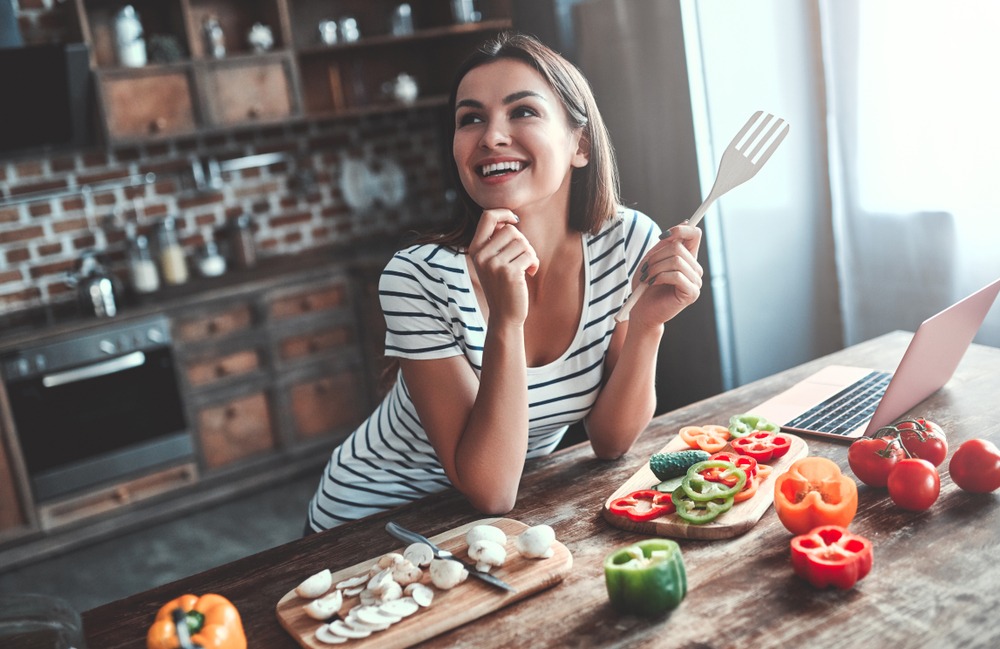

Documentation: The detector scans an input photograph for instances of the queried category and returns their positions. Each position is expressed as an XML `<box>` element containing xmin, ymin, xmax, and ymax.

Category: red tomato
<box><xmin>895</xmin><ymin>419</ymin><xmax>948</xmax><ymax>467</ymax></box>
<box><xmin>887</xmin><ymin>458</ymin><xmax>940</xmax><ymax>511</ymax></box>
<box><xmin>949</xmin><ymin>439</ymin><xmax>1000</xmax><ymax>493</ymax></box>
<box><xmin>848</xmin><ymin>435</ymin><xmax>906</xmax><ymax>488</ymax></box>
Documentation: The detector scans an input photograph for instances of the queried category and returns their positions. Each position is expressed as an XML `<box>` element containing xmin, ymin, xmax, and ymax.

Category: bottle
<box><xmin>157</xmin><ymin>217</ymin><xmax>189</xmax><ymax>285</ymax></box>
<box><xmin>114</xmin><ymin>5</ymin><xmax>147</xmax><ymax>67</ymax></box>
<box><xmin>203</xmin><ymin>14</ymin><xmax>226</xmax><ymax>58</ymax></box>
<box><xmin>127</xmin><ymin>234</ymin><xmax>160</xmax><ymax>294</ymax></box>
<box><xmin>228</xmin><ymin>214</ymin><xmax>257</xmax><ymax>269</ymax></box>
<box><xmin>197</xmin><ymin>240</ymin><xmax>227</xmax><ymax>277</ymax></box>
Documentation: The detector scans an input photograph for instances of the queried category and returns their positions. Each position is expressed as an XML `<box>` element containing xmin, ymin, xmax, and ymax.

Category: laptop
<box><xmin>751</xmin><ymin>276</ymin><xmax>1000</xmax><ymax>441</ymax></box>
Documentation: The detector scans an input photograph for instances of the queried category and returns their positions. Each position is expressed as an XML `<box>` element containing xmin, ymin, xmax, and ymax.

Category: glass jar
<box><xmin>157</xmin><ymin>217</ymin><xmax>189</xmax><ymax>285</ymax></box>
<box><xmin>127</xmin><ymin>234</ymin><xmax>160</xmax><ymax>293</ymax></box>
<box><xmin>228</xmin><ymin>214</ymin><xmax>257</xmax><ymax>269</ymax></box>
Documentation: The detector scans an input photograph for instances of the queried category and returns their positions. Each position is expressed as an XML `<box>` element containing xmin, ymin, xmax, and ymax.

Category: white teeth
<box><xmin>480</xmin><ymin>161</ymin><xmax>522</xmax><ymax>176</ymax></box>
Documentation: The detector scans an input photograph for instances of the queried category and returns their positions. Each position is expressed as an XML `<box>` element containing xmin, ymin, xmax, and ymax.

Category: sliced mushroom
<box><xmin>335</xmin><ymin>574</ymin><xmax>368</xmax><ymax>590</ymax></box>
<box><xmin>367</xmin><ymin>567</ymin><xmax>395</xmax><ymax>594</ymax></box>
<box><xmin>429</xmin><ymin>557</ymin><xmax>468</xmax><ymax>590</ymax></box>
<box><xmin>302</xmin><ymin>589</ymin><xmax>344</xmax><ymax>620</ymax></box>
<box><xmin>515</xmin><ymin>524</ymin><xmax>556</xmax><ymax>559</ymax></box>
<box><xmin>468</xmin><ymin>539</ymin><xmax>507</xmax><ymax>573</ymax></box>
<box><xmin>391</xmin><ymin>559</ymin><xmax>423</xmax><ymax>586</ymax></box>
<box><xmin>342</xmin><ymin>585</ymin><xmax>365</xmax><ymax>597</ymax></box>
<box><xmin>379</xmin><ymin>580</ymin><xmax>403</xmax><ymax>602</ymax></box>
<box><xmin>403</xmin><ymin>542</ymin><xmax>434</xmax><ymax>567</ymax></box>
<box><xmin>296</xmin><ymin>568</ymin><xmax>333</xmax><ymax>599</ymax></box>
<box><xmin>376</xmin><ymin>552</ymin><xmax>405</xmax><ymax>570</ymax></box>
<box><xmin>466</xmin><ymin>524</ymin><xmax>507</xmax><ymax>547</ymax></box>
<box><xmin>327</xmin><ymin>619</ymin><xmax>371</xmax><ymax>639</ymax></box>
<box><xmin>379</xmin><ymin>597</ymin><xmax>420</xmax><ymax>618</ymax></box>
<box><xmin>404</xmin><ymin>582</ymin><xmax>434</xmax><ymax>608</ymax></box>
<box><xmin>358</xmin><ymin>588</ymin><xmax>378</xmax><ymax>606</ymax></box>
<box><xmin>314</xmin><ymin>623</ymin><xmax>349</xmax><ymax>645</ymax></box>
<box><xmin>354</xmin><ymin>605</ymin><xmax>401</xmax><ymax>627</ymax></box>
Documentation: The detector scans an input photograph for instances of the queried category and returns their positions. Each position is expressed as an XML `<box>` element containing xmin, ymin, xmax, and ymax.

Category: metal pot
<box><xmin>66</xmin><ymin>254</ymin><xmax>122</xmax><ymax>318</ymax></box>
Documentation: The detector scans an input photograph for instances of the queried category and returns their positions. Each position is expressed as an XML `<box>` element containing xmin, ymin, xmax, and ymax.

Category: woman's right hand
<box><xmin>467</xmin><ymin>209</ymin><xmax>539</xmax><ymax>326</ymax></box>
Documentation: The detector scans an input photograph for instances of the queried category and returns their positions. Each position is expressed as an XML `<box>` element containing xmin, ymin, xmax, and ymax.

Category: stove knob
<box><xmin>99</xmin><ymin>339</ymin><xmax>117</xmax><ymax>355</ymax></box>
<box><xmin>147</xmin><ymin>327</ymin><xmax>165</xmax><ymax>344</ymax></box>
<box><xmin>33</xmin><ymin>354</ymin><xmax>46</xmax><ymax>372</ymax></box>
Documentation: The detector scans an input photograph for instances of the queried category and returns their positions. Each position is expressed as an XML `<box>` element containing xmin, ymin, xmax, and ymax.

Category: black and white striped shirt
<box><xmin>307</xmin><ymin>209</ymin><xmax>660</xmax><ymax>531</ymax></box>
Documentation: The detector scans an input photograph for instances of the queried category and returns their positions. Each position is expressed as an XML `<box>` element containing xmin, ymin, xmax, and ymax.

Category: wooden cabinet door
<box><xmin>196</xmin><ymin>392</ymin><xmax>276</xmax><ymax>468</ymax></box>
<box><xmin>0</xmin><ymin>433</ymin><xmax>28</xmax><ymax>536</ymax></box>
<box><xmin>99</xmin><ymin>70</ymin><xmax>198</xmax><ymax>139</ymax></box>
<box><xmin>288</xmin><ymin>371</ymin><xmax>365</xmax><ymax>440</ymax></box>
<box><xmin>199</xmin><ymin>57</ymin><xmax>295</xmax><ymax>126</ymax></box>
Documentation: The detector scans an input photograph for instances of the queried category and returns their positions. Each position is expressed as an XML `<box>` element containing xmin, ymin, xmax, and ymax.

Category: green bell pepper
<box><xmin>604</xmin><ymin>539</ymin><xmax>687</xmax><ymax>616</ymax></box>
<box><xmin>728</xmin><ymin>413</ymin><xmax>780</xmax><ymax>439</ymax></box>
<box><xmin>681</xmin><ymin>460</ymin><xmax>746</xmax><ymax>501</ymax></box>
<box><xmin>672</xmin><ymin>486</ymin><xmax>734</xmax><ymax>524</ymax></box>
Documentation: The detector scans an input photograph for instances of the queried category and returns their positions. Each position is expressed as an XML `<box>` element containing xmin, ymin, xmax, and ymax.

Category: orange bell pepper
<box><xmin>678</xmin><ymin>425</ymin><xmax>731</xmax><ymax>453</ymax></box>
<box><xmin>147</xmin><ymin>593</ymin><xmax>247</xmax><ymax>649</ymax></box>
<box><xmin>773</xmin><ymin>456</ymin><xmax>858</xmax><ymax>535</ymax></box>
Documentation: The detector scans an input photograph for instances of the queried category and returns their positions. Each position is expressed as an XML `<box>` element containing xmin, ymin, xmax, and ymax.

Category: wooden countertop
<box><xmin>81</xmin><ymin>332</ymin><xmax>1000</xmax><ymax>649</ymax></box>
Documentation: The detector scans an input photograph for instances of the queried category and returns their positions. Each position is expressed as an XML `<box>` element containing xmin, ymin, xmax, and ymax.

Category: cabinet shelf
<box><xmin>73</xmin><ymin>0</ymin><xmax>513</xmax><ymax>145</ymax></box>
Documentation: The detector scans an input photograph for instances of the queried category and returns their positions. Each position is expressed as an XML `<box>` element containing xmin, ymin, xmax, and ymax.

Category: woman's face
<box><xmin>452</xmin><ymin>59</ymin><xmax>588</xmax><ymax>216</ymax></box>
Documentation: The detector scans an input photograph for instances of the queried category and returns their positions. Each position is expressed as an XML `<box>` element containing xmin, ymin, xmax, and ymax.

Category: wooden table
<box><xmin>83</xmin><ymin>332</ymin><xmax>1000</xmax><ymax>649</ymax></box>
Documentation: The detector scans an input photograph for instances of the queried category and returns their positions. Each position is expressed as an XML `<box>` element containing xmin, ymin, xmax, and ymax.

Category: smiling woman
<box><xmin>305</xmin><ymin>32</ymin><xmax>707</xmax><ymax>533</ymax></box>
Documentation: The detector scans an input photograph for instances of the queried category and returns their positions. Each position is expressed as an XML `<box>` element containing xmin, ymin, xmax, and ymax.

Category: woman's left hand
<box><xmin>629</xmin><ymin>222</ymin><xmax>704</xmax><ymax>328</ymax></box>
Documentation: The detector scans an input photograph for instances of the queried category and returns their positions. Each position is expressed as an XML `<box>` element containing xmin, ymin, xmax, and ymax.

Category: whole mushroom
<box><xmin>516</xmin><ymin>524</ymin><xmax>556</xmax><ymax>559</ymax></box>
<box><xmin>429</xmin><ymin>558</ymin><xmax>468</xmax><ymax>590</ymax></box>
<box><xmin>466</xmin><ymin>524</ymin><xmax>507</xmax><ymax>547</ymax></box>
<box><xmin>468</xmin><ymin>539</ymin><xmax>507</xmax><ymax>573</ymax></box>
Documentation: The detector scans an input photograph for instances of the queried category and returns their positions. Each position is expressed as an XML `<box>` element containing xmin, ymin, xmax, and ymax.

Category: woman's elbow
<box><xmin>591</xmin><ymin>443</ymin><xmax>633</xmax><ymax>461</ymax></box>
<box><xmin>465</xmin><ymin>490</ymin><xmax>517</xmax><ymax>516</ymax></box>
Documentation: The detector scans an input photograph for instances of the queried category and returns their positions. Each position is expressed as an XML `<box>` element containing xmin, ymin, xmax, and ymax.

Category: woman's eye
<box><xmin>512</xmin><ymin>106</ymin><xmax>538</xmax><ymax>119</ymax></box>
<box><xmin>457</xmin><ymin>113</ymin><xmax>482</xmax><ymax>127</ymax></box>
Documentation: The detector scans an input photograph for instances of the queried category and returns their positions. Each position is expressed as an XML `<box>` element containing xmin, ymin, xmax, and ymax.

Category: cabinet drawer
<box><xmin>175</xmin><ymin>304</ymin><xmax>254</xmax><ymax>343</ymax></box>
<box><xmin>200</xmin><ymin>58</ymin><xmax>295</xmax><ymax>126</ymax></box>
<box><xmin>288</xmin><ymin>371</ymin><xmax>365</xmax><ymax>440</ymax></box>
<box><xmin>268</xmin><ymin>283</ymin><xmax>348</xmax><ymax>320</ymax></box>
<box><xmin>99</xmin><ymin>70</ymin><xmax>197</xmax><ymax>139</ymax></box>
<box><xmin>185</xmin><ymin>349</ymin><xmax>262</xmax><ymax>387</ymax></box>
<box><xmin>278</xmin><ymin>326</ymin><xmax>353</xmax><ymax>362</ymax></box>
<box><xmin>196</xmin><ymin>393</ymin><xmax>275</xmax><ymax>468</ymax></box>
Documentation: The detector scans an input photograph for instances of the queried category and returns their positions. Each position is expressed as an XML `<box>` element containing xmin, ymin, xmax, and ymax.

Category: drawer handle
<box><xmin>307</xmin><ymin>340</ymin><xmax>320</xmax><ymax>353</ymax></box>
<box><xmin>207</xmin><ymin>320</ymin><xmax>220</xmax><ymax>335</ymax></box>
<box><xmin>225</xmin><ymin>406</ymin><xmax>238</xmax><ymax>420</ymax></box>
<box><xmin>148</xmin><ymin>117</ymin><xmax>166</xmax><ymax>133</ymax></box>
<box><xmin>247</xmin><ymin>105</ymin><xmax>261</xmax><ymax>119</ymax></box>
<box><xmin>299</xmin><ymin>298</ymin><xmax>312</xmax><ymax>312</ymax></box>
<box><xmin>214</xmin><ymin>364</ymin><xmax>229</xmax><ymax>378</ymax></box>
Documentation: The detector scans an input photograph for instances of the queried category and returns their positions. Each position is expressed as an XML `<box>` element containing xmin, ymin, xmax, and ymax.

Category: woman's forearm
<box><xmin>453</xmin><ymin>319</ymin><xmax>531</xmax><ymax>512</ymax></box>
<box><xmin>585</xmin><ymin>322</ymin><xmax>664</xmax><ymax>458</ymax></box>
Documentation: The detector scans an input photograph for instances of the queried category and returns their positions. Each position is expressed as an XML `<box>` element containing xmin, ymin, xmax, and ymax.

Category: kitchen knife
<box><xmin>385</xmin><ymin>521</ymin><xmax>517</xmax><ymax>593</ymax></box>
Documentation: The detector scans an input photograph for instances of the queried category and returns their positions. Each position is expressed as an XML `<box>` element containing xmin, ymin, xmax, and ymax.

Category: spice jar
<box><xmin>127</xmin><ymin>234</ymin><xmax>160</xmax><ymax>294</ymax></box>
<box><xmin>227</xmin><ymin>214</ymin><xmax>257</xmax><ymax>269</ymax></box>
<box><xmin>197</xmin><ymin>240</ymin><xmax>227</xmax><ymax>277</ymax></box>
<box><xmin>157</xmin><ymin>217</ymin><xmax>189</xmax><ymax>285</ymax></box>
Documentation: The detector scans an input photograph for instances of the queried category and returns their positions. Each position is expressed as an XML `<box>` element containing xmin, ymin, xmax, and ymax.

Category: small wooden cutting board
<box><xmin>276</xmin><ymin>517</ymin><xmax>572</xmax><ymax>649</ymax></box>
<box><xmin>603</xmin><ymin>432</ymin><xmax>808</xmax><ymax>539</ymax></box>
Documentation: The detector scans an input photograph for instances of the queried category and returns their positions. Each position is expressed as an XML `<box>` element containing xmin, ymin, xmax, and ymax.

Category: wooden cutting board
<box><xmin>603</xmin><ymin>432</ymin><xmax>808</xmax><ymax>539</ymax></box>
<box><xmin>276</xmin><ymin>518</ymin><xmax>572</xmax><ymax>649</ymax></box>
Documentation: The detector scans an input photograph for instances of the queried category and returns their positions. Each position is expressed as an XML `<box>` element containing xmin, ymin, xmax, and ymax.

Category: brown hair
<box><xmin>420</xmin><ymin>31</ymin><xmax>621</xmax><ymax>249</ymax></box>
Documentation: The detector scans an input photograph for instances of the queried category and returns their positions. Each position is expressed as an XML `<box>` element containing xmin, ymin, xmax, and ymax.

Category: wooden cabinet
<box><xmin>72</xmin><ymin>0</ymin><xmax>512</xmax><ymax>144</ymax></box>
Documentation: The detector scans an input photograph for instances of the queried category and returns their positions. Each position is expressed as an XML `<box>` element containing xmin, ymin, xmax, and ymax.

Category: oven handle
<box><xmin>41</xmin><ymin>351</ymin><xmax>147</xmax><ymax>388</ymax></box>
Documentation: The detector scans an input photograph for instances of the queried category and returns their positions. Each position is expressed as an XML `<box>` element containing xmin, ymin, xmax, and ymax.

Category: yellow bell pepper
<box><xmin>147</xmin><ymin>593</ymin><xmax>246</xmax><ymax>649</ymax></box>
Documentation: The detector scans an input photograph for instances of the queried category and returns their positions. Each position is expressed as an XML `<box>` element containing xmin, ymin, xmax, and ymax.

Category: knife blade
<box><xmin>385</xmin><ymin>521</ymin><xmax>517</xmax><ymax>593</ymax></box>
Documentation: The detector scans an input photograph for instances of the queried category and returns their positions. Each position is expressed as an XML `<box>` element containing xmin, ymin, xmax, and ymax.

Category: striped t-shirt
<box><xmin>307</xmin><ymin>209</ymin><xmax>661</xmax><ymax>531</ymax></box>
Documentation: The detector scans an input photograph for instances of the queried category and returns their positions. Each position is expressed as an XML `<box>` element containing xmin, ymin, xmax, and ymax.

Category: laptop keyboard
<box><xmin>784</xmin><ymin>370</ymin><xmax>893</xmax><ymax>436</ymax></box>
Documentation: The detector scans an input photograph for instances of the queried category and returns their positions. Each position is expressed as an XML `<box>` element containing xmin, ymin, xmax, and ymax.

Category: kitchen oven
<box><xmin>1</xmin><ymin>315</ymin><xmax>193</xmax><ymax>502</ymax></box>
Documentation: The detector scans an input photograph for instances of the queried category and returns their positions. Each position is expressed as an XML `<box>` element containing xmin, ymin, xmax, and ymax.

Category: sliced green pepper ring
<box><xmin>682</xmin><ymin>461</ymin><xmax>746</xmax><ymax>501</ymax></box>
<box><xmin>672</xmin><ymin>486</ymin><xmax>735</xmax><ymax>524</ymax></box>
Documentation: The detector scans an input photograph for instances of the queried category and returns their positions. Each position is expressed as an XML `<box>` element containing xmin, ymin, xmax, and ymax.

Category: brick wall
<box><xmin>0</xmin><ymin>110</ymin><xmax>453</xmax><ymax>315</ymax></box>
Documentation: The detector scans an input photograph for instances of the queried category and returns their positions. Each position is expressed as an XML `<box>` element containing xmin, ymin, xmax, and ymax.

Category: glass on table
<box><xmin>0</xmin><ymin>594</ymin><xmax>87</xmax><ymax>648</ymax></box>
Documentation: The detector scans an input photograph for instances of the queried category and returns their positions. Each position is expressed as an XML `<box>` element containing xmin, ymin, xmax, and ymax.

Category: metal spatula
<box><xmin>615</xmin><ymin>111</ymin><xmax>790</xmax><ymax>323</ymax></box>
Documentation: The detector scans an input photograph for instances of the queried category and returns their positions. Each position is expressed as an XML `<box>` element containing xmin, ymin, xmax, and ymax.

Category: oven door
<box><xmin>6</xmin><ymin>346</ymin><xmax>192</xmax><ymax>502</ymax></box>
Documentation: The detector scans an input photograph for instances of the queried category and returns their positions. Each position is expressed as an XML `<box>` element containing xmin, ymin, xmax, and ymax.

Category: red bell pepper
<box><xmin>609</xmin><ymin>490</ymin><xmax>675</xmax><ymax>522</ymax></box>
<box><xmin>790</xmin><ymin>525</ymin><xmax>873</xmax><ymax>589</ymax></box>
<box><xmin>709</xmin><ymin>451</ymin><xmax>758</xmax><ymax>481</ymax></box>
<box><xmin>732</xmin><ymin>431</ymin><xmax>792</xmax><ymax>463</ymax></box>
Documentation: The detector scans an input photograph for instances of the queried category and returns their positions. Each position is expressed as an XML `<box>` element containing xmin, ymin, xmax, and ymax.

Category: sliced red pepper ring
<box><xmin>709</xmin><ymin>451</ymin><xmax>758</xmax><ymax>481</ymax></box>
<box><xmin>790</xmin><ymin>525</ymin><xmax>873</xmax><ymax>589</ymax></box>
<box><xmin>732</xmin><ymin>431</ymin><xmax>792</xmax><ymax>463</ymax></box>
<box><xmin>609</xmin><ymin>489</ymin><xmax>676</xmax><ymax>522</ymax></box>
<box><xmin>678</xmin><ymin>425</ymin><xmax>731</xmax><ymax>453</ymax></box>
